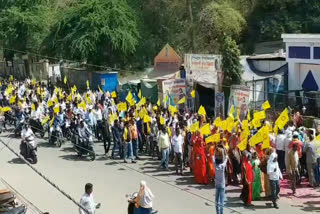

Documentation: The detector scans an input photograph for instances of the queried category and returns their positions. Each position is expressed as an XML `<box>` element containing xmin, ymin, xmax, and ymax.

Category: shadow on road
<box><xmin>59</xmin><ymin>154</ymin><xmax>92</xmax><ymax>162</ymax></box>
<box><xmin>60</xmin><ymin>147</ymin><xmax>75</xmax><ymax>153</ymax></box>
<box><xmin>37</xmin><ymin>142</ymin><xmax>56</xmax><ymax>148</ymax></box>
<box><xmin>8</xmin><ymin>158</ymin><xmax>24</xmax><ymax>164</ymax></box>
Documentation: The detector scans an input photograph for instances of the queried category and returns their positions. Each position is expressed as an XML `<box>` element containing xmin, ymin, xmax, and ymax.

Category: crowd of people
<box><xmin>1</xmin><ymin>77</ymin><xmax>320</xmax><ymax>214</ymax></box>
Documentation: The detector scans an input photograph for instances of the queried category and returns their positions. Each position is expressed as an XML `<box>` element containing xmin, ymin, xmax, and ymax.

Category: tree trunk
<box><xmin>186</xmin><ymin>0</ymin><xmax>195</xmax><ymax>52</ymax></box>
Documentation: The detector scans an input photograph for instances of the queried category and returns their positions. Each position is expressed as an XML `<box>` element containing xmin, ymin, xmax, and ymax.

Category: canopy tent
<box><xmin>141</xmin><ymin>79</ymin><xmax>158</xmax><ymax>104</ymax></box>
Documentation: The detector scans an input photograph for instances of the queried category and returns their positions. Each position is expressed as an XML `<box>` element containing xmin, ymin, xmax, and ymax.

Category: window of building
<box><xmin>289</xmin><ymin>46</ymin><xmax>310</xmax><ymax>59</ymax></box>
<box><xmin>314</xmin><ymin>47</ymin><xmax>320</xmax><ymax>59</ymax></box>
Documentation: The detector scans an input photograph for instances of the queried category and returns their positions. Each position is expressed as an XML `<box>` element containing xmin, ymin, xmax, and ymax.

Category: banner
<box><xmin>228</xmin><ymin>85</ymin><xmax>250</xmax><ymax>120</ymax></box>
<box><xmin>215</xmin><ymin>92</ymin><xmax>225</xmax><ymax>118</ymax></box>
<box><xmin>162</xmin><ymin>79</ymin><xmax>186</xmax><ymax>108</ymax></box>
<box><xmin>184</xmin><ymin>54</ymin><xmax>220</xmax><ymax>84</ymax></box>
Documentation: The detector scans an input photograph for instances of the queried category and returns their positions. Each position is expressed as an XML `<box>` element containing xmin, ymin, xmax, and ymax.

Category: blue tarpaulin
<box><xmin>91</xmin><ymin>72</ymin><xmax>118</xmax><ymax>92</ymax></box>
<box><xmin>302</xmin><ymin>70</ymin><xmax>319</xmax><ymax>91</ymax></box>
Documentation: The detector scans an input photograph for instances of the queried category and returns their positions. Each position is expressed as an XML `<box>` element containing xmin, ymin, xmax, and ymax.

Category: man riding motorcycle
<box><xmin>20</xmin><ymin>123</ymin><xmax>37</xmax><ymax>164</ymax></box>
<box><xmin>75</xmin><ymin>120</ymin><xmax>95</xmax><ymax>160</ymax></box>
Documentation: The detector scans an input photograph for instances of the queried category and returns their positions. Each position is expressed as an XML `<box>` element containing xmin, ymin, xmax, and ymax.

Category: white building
<box><xmin>282</xmin><ymin>34</ymin><xmax>320</xmax><ymax>91</ymax></box>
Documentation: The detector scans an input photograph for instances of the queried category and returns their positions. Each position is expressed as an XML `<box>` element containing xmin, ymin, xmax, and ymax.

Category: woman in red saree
<box><xmin>192</xmin><ymin>131</ymin><xmax>208</xmax><ymax>184</ymax></box>
<box><xmin>240</xmin><ymin>153</ymin><xmax>254</xmax><ymax>206</ymax></box>
<box><xmin>206</xmin><ymin>142</ymin><xmax>216</xmax><ymax>181</ymax></box>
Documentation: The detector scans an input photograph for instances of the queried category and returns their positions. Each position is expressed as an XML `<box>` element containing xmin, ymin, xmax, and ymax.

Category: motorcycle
<box><xmin>49</xmin><ymin>125</ymin><xmax>64</xmax><ymax>147</ymax></box>
<box><xmin>14</xmin><ymin>117</ymin><xmax>25</xmax><ymax>138</ymax></box>
<box><xmin>127</xmin><ymin>192</ymin><xmax>138</xmax><ymax>214</ymax></box>
<box><xmin>0</xmin><ymin>189</ymin><xmax>27</xmax><ymax>214</ymax></box>
<box><xmin>19</xmin><ymin>136</ymin><xmax>37</xmax><ymax>164</ymax></box>
<box><xmin>29</xmin><ymin>119</ymin><xmax>45</xmax><ymax>138</ymax></box>
<box><xmin>72</xmin><ymin>132</ymin><xmax>95</xmax><ymax>161</ymax></box>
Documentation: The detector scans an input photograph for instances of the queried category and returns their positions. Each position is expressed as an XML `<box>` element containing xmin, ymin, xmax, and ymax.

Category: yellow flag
<box><xmin>229</xmin><ymin>105</ymin><xmax>235</xmax><ymax>117</ymax></box>
<box><xmin>167</xmin><ymin>126</ymin><xmax>172</xmax><ymax>137</ymax></box>
<box><xmin>98</xmin><ymin>85</ymin><xmax>103</xmax><ymax>93</ymax></box>
<box><xmin>64</xmin><ymin>76</ymin><xmax>67</xmax><ymax>84</ymax></box>
<box><xmin>163</xmin><ymin>95</ymin><xmax>168</xmax><ymax>104</ymax></box>
<box><xmin>53</xmin><ymin>97</ymin><xmax>58</xmax><ymax>104</ymax></box>
<box><xmin>71</xmin><ymin>85</ymin><xmax>77</xmax><ymax>94</ymax></box>
<box><xmin>238</xmin><ymin>137</ymin><xmax>248</xmax><ymax>151</ymax></box>
<box><xmin>111</xmin><ymin>91</ymin><xmax>117</xmax><ymax>98</ymax></box>
<box><xmin>49</xmin><ymin>116</ymin><xmax>54</xmax><ymax>127</ymax></box>
<box><xmin>198</xmin><ymin>105</ymin><xmax>206</xmax><ymax>115</ymax></box>
<box><xmin>249</xmin><ymin>127</ymin><xmax>265</xmax><ymax>146</ymax></box>
<box><xmin>144</xmin><ymin>114</ymin><xmax>151</xmax><ymax>123</ymax></box>
<box><xmin>9</xmin><ymin>75</ymin><xmax>13</xmax><ymax>81</ymax></box>
<box><xmin>160</xmin><ymin>116</ymin><xmax>165</xmax><ymax>125</ymax></box>
<box><xmin>214</xmin><ymin>117</ymin><xmax>222</xmax><ymax>127</ymax></box>
<box><xmin>247</xmin><ymin>109</ymin><xmax>251</xmax><ymax>121</ymax></box>
<box><xmin>226</xmin><ymin>116</ymin><xmax>234</xmax><ymax>133</ymax></box>
<box><xmin>126</xmin><ymin>91</ymin><xmax>133</xmax><ymax>102</ymax></box>
<box><xmin>53</xmin><ymin>106</ymin><xmax>60</xmax><ymax>114</ymax></box>
<box><xmin>139</xmin><ymin>109</ymin><xmax>146</xmax><ymax>119</ymax></box>
<box><xmin>262</xmin><ymin>126</ymin><xmax>271</xmax><ymax>149</ymax></box>
<box><xmin>254</xmin><ymin>110</ymin><xmax>266</xmax><ymax>120</ymax></box>
<box><xmin>9</xmin><ymin>96</ymin><xmax>16</xmax><ymax>104</ymax></box>
<box><xmin>252</xmin><ymin>118</ymin><xmax>261</xmax><ymax>129</ymax></box>
<box><xmin>129</xmin><ymin>98</ymin><xmax>135</xmax><ymax>106</ymax></box>
<box><xmin>47</xmin><ymin>100</ymin><xmax>53</xmax><ymax>108</ymax></box>
<box><xmin>262</xmin><ymin>100</ymin><xmax>271</xmax><ymax>110</ymax></box>
<box><xmin>206</xmin><ymin>133</ymin><xmax>220</xmax><ymax>144</ymax></box>
<box><xmin>138</xmin><ymin>90</ymin><xmax>142</xmax><ymax>99</ymax></box>
<box><xmin>200</xmin><ymin>123</ymin><xmax>211</xmax><ymax>136</ymax></box>
<box><xmin>86</xmin><ymin>80</ymin><xmax>90</xmax><ymax>89</ymax></box>
<box><xmin>242</xmin><ymin>120</ymin><xmax>248</xmax><ymax>129</ymax></box>
<box><xmin>117</xmin><ymin>102</ymin><xmax>127</xmax><ymax>112</ymax></box>
<box><xmin>274</xmin><ymin>125</ymin><xmax>279</xmax><ymax>136</ymax></box>
<box><xmin>190</xmin><ymin>90</ymin><xmax>195</xmax><ymax>98</ymax></box>
<box><xmin>78</xmin><ymin>100</ymin><xmax>87</xmax><ymax>110</ymax></box>
<box><xmin>221</xmin><ymin>120</ymin><xmax>227</xmax><ymax>131</ymax></box>
<box><xmin>157</xmin><ymin>99</ymin><xmax>160</xmax><ymax>107</ymax></box>
<box><xmin>41</xmin><ymin>116</ymin><xmax>50</xmax><ymax>125</ymax></box>
<box><xmin>275</xmin><ymin>108</ymin><xmax>289</xmax><ymax>130</ymax></box>
<box><xmin>2</xmin><ymin>106</ymin><xmax>11</xmax><ymax>112</ymax></box>
<box><xmin>190</xmin><ymin>122</ymin><xmax>199</xmax><ymax>133</ymax></box>
<box><xmin>177</xmin><ymin>96</ymin><xmax>186</xmax><ymax>104</ymax></box>
<box><xmin>31</xmin><ymin>104</ymin><xmax>35</xmax><ymax>111</ymax></box>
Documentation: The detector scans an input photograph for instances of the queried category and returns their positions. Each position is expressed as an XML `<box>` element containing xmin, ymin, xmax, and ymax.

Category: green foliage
<box><xmin>199</xmin><ymin>1</ymin><xmax>246</xmax><ymax>52</ymax></box>
<box><xmin>220</xmin><ymin>36</ymin><xmax>242</xmax><ymax>86</ymax></box>
<box><xmin>46</xmin><ymin>0</ymin><xmax>139</xmax><ymax>65</ymax></box>
<box><xmin>0</xmin><ymin>1</ymin><xmax>54</xmax><ymax>53</ymax></box>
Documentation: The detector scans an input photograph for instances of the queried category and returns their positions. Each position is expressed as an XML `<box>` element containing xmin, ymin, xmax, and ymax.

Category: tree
<box><xmin>0</xmin><ymin>0</ymin><xmax>55</xmax><ymax>56</ymax></box>
<box><xmin>199</xmin><ymin>1</ymin><xmax>247</xmax><ymax>52</ymax></box>
<box><xmin>221</xmin><ymin>36</ymin><xmax>242</xmax><ymax>86</ymax></box>
<box><xmin>220</xmin><ymin>36</ymin><xmax>243</xmax><ymax>110</ymax></box>
<box><xmin>45</xmin><ymin>0</ymin><xmax>140</xmax><ymax>66</ymax></box>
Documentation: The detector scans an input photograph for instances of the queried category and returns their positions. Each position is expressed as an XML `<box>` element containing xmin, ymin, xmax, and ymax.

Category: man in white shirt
<box><xmin>79</xmin><ymin>183</ymin><xmax>100</xmax><ymax>214</ymax></box>
<box><xmin>172</xmin><ymin>129</ymin><xmax>184</xmax><ymax>175</ymax></box>
<box><xmin>275</xmin><ymin>130</ymin><xmax>286</xmax><ymax>172</ymax></box>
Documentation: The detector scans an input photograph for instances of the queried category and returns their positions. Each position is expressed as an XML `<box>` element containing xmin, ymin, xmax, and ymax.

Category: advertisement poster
<box><xmin>229</xmin><ymin>85</ymin><xmax>250</xmax><ymax>120</ymax></box>
<box><xmin>162</xmin><ymin>79</ymin><xmax>186</xmax><ymax>108</ymax></box>
<box><xmin>215</xmin><ymin>92</ymin><xmax>225</xmax><ymax>119</ymax></box>
<box><xmin>184</xmin><ymin>54</ymin><xmax>220</xmax><ymax>84</ymax></box>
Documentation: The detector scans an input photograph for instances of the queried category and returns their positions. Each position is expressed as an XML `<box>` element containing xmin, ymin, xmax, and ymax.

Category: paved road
<box><xmin>0</xmin><ymin>133</ymin><xmax>319</xmax><ymax>214</ymax></box>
